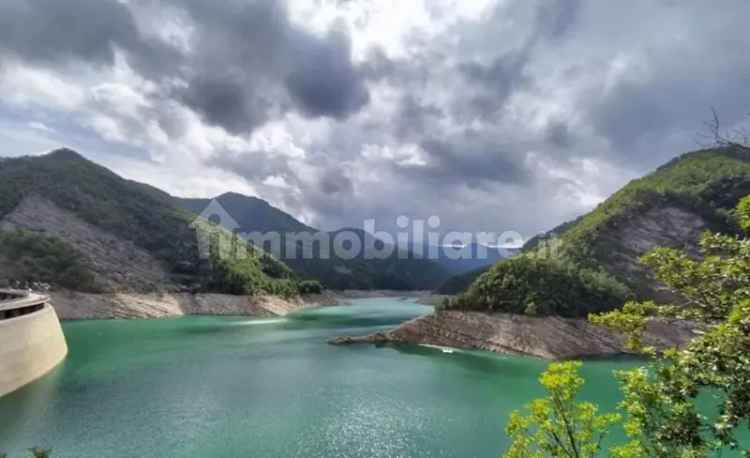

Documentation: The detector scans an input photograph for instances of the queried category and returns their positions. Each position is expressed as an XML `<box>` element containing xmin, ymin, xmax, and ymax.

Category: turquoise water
<box><xmin>0</xmin><ymin>298</ymin><xmax>641</xmax><ymax>457</ymax></box>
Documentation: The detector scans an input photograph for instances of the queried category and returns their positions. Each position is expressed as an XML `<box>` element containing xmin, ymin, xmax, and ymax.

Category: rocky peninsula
<box><xmin>330</xmin><ymin>309</ymin><xmax>696</xmax><ymax>360</ymax></box>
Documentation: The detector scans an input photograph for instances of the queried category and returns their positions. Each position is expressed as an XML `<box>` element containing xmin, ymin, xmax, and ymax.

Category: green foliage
<box><xmin>0</xmin><ymin>230</ymin><xmax>99</xmax><ymax>291</ymax></box>
<box><xmin>504</xmin><ymin>361</ymin><xmax>621</xmax><ymax>458</ymax></box>
<box><xmin>446</xmin><ymin>256</ymin><xmax>630</xmax><ymax>317</ymax></box>
<box><xmin>506</xmin><ymin>195</ymin><xmax>750</xmax><ymax>457</ymax></box>
<box><xmin>298</xmin><ymin>280</ymin><xmax>324</xmax><ymax>294</ymax></box>
<box><xmin>590</xmin><ymin>301</ymin><xmax>658</xmax><ymax>353</ymax></box>
<box><xmin>736</xmin><ymin>195</ymin><xmax>750</xmax><ymax>233</ymax></box>
<box><xmin>197</xmin><ymin>220</ymin><xmax>301</xmax><ymax>298</ymax></box>
<box><xmin>436</xmin><ymin>265</ymin><xmax>490</xmax><ymax>295</ymax></box>
<box><xmin>589</xmin><ymin>195</ymin><xmax>750</xmax><ymax>456</ymax></box>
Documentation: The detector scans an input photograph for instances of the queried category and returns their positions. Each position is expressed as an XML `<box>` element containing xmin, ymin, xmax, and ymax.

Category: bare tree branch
<box><xmin>699</xmin><ymin>107</ymin><xmax>750</xmax><ymax>152</ymax></box>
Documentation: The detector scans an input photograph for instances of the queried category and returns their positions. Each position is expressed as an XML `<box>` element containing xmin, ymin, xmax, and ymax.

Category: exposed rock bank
<box><xmin>50</xmin><ymin>290</ymin><xmax>338</xmax><ymax>320</ymax></box>
<box><xmin>330</xmin><ymin>310</ymin><xmax>696</xmax><ymax>360</ymax></box>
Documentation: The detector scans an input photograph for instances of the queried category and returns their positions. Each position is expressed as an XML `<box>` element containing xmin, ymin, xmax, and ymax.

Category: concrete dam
<box><xmin>0</xmin><ymin>290</ymin><xmax>68</xmax><ymax>398</ymax></box>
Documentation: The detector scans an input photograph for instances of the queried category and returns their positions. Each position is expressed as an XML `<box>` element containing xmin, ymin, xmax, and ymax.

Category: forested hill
<box><xmin>176</xmin><ymin>193</ymin><xmax>315</xmax><ymax>234</ymax></box>
<box><xmin>175</xmin><ymin>194</ymin><xmax>452</xmax><ymax>290</ymax></box>
<box><xmin>446</xmin><ymin>147</ymin><xmax>750</xmax><ymax>317</ymax></box>
<box><xmin>0</xmin><ymin>149</ymin><xmax>296</xmax><ymax>295</ymax></box>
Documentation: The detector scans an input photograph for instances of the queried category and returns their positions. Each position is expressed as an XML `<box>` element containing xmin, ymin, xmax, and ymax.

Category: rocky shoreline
<box><xmin>49</xmin><ymin>290</ymin><xmax>339</xmax><ymax>320</ymax></box>
<box><xmin>329</xmin><ymin>310</ymin><xmax>696</xmax><ymax>360</ymax></box>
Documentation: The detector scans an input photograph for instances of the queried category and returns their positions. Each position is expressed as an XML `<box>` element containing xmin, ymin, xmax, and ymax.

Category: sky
<box><xmin>1</xmin><ymin>0</ymin><xmax>750</xmax><ymax>240</ymax></box>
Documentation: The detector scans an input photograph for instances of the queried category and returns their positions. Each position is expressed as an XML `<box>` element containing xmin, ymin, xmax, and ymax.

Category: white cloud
<box><xmin>27</xmin><ymin>121</ymin><xmax>54</xmax><ymax>132</ymax></box>
<box><xmin>0</xmin><ymin>63</ymin><xmax>86</xmax><ymax>111</ymax></box>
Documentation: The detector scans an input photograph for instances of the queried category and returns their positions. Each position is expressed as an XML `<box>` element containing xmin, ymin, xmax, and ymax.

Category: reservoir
<box><xmin>0</xmin><ymin>298</ymin><xmax>640</xmax><ymax>457</ymax></box>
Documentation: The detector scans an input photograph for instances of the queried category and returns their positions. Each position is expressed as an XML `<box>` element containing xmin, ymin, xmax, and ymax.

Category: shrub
<box><xmin>298</xmin><ymin>280</ymin><xmax>324</xmax><ymax>295</ymax></box>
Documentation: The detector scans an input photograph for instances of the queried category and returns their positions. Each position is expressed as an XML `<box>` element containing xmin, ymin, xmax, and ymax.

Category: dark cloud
<box><xmin>285</xmin><ymin>27</ymin><xmax>370</xmax><ymax>119</ymax></box>
<box><xmin>535</xmin><ymin>0</ymin><xmax>581</xmax><ymax>39</ymax></box>
<box><xmin>585</xmin><ymin>1</ymin><xmax>750</xmax><ymax>166</ymax></box>
<box><xmin>0</xmin><ymin>0</ymin><xmax>177</xmax><ymax>76</ymax></box>
<box><xmin>3</xmin><ymin>0</ymin><xmax>750</xmax><ymax>240</ymax></box>
<box><xmin>414</xmin><ymin>136</ymin><xmax>530</xmax><ymax>189</ymax></box>
<box><xmin>174</xmin><ymin>0</ymin><xmax>368</xmax><ymax>131</ymax></box>
<box><xmin>395</xmin><ymin>95</ymin><xmax>444</xmax><ymax>140</ymax></box>
<box><xmin>181</xmin><ymin>72</ymin><xmax>272</xmax><ymax>134</ymax></box>
<box><xmin>318</xmin><ymin>167</ymin><xmax>354</xmax><ymax>195</ymax></box>
<box><xmin>545</xmin><ymin>120</ymin><xmax>573</xmax><ymax>148</ymax></box>
<box><xmin>0</xmin><ymin>0</ymin><xmax>369</xmax><ymax>134</ymax></box>
<box><xmin>452</xmin><ymin>0</ymin><xmax>581</xmax><ymax>121</ymax></box>
<box><xmin>457</xmin><ymin>52</ymin><xmax>529</xmax><ymax>119</ymax></box>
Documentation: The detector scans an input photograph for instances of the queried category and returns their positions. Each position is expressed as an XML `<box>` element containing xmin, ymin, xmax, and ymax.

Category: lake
<box><xmin>0</xmin><ymin>298</ymin><xmax>641</xmax><ymax>457</ymax></box>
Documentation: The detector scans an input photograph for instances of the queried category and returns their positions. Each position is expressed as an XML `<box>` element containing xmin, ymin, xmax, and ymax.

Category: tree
<box><xmin>591</xmin><ymin>195</ymin><xmax>750</xmax><ymax>456</ymax></box>
<box><xmin>505</xmin><ymin>196</ymin><xmax>750</xmax><ymax>457</ymax></box>
<box><xmin>700</xmin><ymin>107</ymin><xmax>750</xmax><ymax>153</ymax></box>
<box><xmin>504</xmin><ymin>361</ymin><xmax>620</xmax><ymax>458</ymax></box>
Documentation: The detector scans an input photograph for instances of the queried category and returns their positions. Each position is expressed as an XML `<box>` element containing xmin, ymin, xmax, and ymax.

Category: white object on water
<box><xmin>420</xmin><ymin>344</ymin><xmax>457</xmax><ymax>354</ymax></box>
<box><xmin>234</xmin><ymin>318</ymin><xmax>287</xmax><ymax>326</ymax></box>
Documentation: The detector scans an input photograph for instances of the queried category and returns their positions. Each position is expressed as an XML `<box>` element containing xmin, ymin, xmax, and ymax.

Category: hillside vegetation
<box><xmin>436</xmin><ymin>265</ymin><xmax>491</xmax><ymax>295</ymax></box>
<box><xmin>176</xmin><ymin>194</ymin><xmax>451</xmax><ymax>290</ymax></box>
<box><xmin>0</xmin><ymin>149</ymin><xmax>304</xmax><ymax>295</ymax></box>
<box><xmin>0</xmin><ymin>230</ymin><xmax>98</xmax><ymax>291</ymax></box>
<box><xmin>446</xmin><ymin>148</ymin><xmax>750</xmax><ymax>316</ymax></box>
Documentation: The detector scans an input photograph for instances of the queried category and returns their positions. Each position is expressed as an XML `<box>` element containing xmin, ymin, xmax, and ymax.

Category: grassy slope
<box><xmin>447</xmin><ymin>148</ymin><xmax>750</xmax><ymax>316</ymax></box>
<box><xmin>0</xmin><ymin>149</ymin><xmax>297</xmax><ymax>294</ymax></box>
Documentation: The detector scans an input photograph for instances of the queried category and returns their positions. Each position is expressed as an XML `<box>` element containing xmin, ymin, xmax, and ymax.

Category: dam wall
<box><xmin>0</xmin><ymin>292</ymin><xmax>68</xmax><ymax>398</ymax></box>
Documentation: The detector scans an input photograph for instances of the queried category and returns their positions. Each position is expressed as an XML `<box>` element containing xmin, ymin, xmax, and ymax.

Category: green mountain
<box><xmin>0</xmin><ymin>149</ymin><xmax>296</xmax><ymax>295</ymax></box>
<box><xmin>447</xmin><ymin>147</ymin><xmax>750</xmax><ymax>317</ymax></box>
<box><xmin>177</xmin><ymin>192</ymin><xmax>315</xmax><ymax>234</ymax></box>
<box><xmin>175</xmin><ymin>194</ymin><xmax>451</xmax><ymax>290</ymax></box>
<box><xmin>436</xmin><ymin>265</ymin><xmax>492</xmax><ymax>295</ymax></box>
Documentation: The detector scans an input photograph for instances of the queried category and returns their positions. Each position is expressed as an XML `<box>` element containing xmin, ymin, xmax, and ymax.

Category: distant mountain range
<box><xmin>175</xmin><ymin>193</ymin><xmax>457</xmax><ymax>290</ymax></box>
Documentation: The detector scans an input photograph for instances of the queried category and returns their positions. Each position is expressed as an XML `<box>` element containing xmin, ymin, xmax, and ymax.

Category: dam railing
<box><xmin>0</xmin><ymin>290</ymin><xmax>50</xmax><ymax>321</ymax></box>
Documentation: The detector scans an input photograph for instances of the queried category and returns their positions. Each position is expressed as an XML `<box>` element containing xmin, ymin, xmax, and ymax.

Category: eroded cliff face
<box><xmin>332</xmin><ymin>310</ymin><xmax>695</xmax><ymax>360</ymax></box>
<box><xmin>595</xmin><ymin>204</ymin><xmax>710</xmax><ymax>301</ymax></box>
<box><xmin>0</xmin><ymin>195</ymin><xmax>173</xmax><ymax>292</ymax></box>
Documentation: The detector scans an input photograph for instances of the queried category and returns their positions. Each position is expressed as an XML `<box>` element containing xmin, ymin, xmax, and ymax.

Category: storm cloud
<box><xmin>2</xmin><ymin>0</ymin><xmax>750</xmax><ymax>239</ymax></box>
